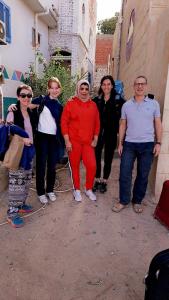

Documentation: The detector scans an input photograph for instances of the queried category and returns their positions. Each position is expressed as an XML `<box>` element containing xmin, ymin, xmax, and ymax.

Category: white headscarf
<box><xmin>76</xmin><ymin>79</ymin><xmax>90</xmax><ymax>96</ymax></box>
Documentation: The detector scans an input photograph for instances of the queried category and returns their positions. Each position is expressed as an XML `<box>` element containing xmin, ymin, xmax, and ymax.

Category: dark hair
<box><xmin>16</xmin><ymin>84</ymin><xmax>32</xmax><ymax>97</ymax></box>
<box><xmin>98</xmin><ymin>75</ymin><xmax>115</xmax><ymax>97</ymax></box>
<box><xmin>134</xmin><ymin>75</ymin><xmax>148</xmax><ymax>84</ymax></box>
<box><xmin>80</xmin><ymin>82</ymin><xmax>89</xmax><ymax>87</ymax></box>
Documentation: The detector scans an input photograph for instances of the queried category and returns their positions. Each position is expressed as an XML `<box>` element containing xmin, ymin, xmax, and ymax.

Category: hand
<box><xmin>91</xmin><ymin>139</ymin><xmax>97</xmax><ymax>147</ymax></box>
<box><xmin>23</xmin><ymin>138</ymin><xmax>32</xmax><ymax>146</ymax></box>
<box><xmin>153</xmin><ymin>144</ymin><xmax>161</xmax><ymax>157</ymax></box>
<box><xmin>118</xmin><ymin>144</ymin><xmax>123</xmax><ymax>156</ymax></box>
<box><xmin>91</xmin><ymin>135</ymin><xmax>98</xmax><ymax>147</ymax></box>
<box><xmin>28</xmin><ymin>103</ymin><xmax>38</xmax><ymax>109</ymax></box>
<box><xmin>65</xmin><ymin>140</ymin><xmax>72</xmax><ymax>152</ymax></box>
<box><xmin>8</xmin><ymin>104</ymin><xmax>17</xmax><ymax>112</ymax></box>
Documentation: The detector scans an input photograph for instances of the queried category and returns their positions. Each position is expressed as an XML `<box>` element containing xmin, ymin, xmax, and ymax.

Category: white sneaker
<box><xmin>73</xmin><ymin>190</ymin><xmax>82</xmax><ymax>202</ymax></box>
<box><xmin>38</xmin><ymin>194</ymin><xmax>48</xmax><ymax>204</ymax></box>
<box><xmin>47</xmin><ymin>192</ymin><xmax>57</xmax><ymax>202</ymax></box>
<box><xmin>85</xmin><ymin>189</ymin><xmax>97</xmax><ymax>201</ymax></box>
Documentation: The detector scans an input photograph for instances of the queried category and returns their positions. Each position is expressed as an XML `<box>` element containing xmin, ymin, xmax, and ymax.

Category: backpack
<box><xmin>114</xmin><ymin>80</ymin><xmax>125</xmax><ymax>100</ymax></box>
<box><xmin>144</xmin><ymin>249</ymin><xmax>169</xmax><ymax>300</ymax></box>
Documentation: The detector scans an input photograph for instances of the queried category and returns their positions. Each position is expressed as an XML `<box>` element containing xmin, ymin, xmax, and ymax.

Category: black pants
<box><xmin>95</xmin><ymin>134</ymin><xmax>116</xmax><ymax>180</ymax></box>
<box><xmin>35</xmin><ymin>132</ymin><xmax>59</xmax><ymax>196</ymax></box>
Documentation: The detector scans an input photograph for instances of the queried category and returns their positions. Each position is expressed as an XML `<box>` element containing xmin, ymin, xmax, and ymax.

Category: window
<box><xmin>38</xmin><ymin>32</ymin><xmax>41</xmax><ymax>45</ymax></box>
<box><xmin>32</xmin><ymin>28</ymin><xmax>36</xmax><ymax>47</ymax></box>
<box><xmin>0</xmin><ymin>0</ymin><xmax>11</xmax><ymax>43</ymax></box>
<box><xmin>82</xmin><ymin>3</ymin><xmax>85</xmax><ymax>14</ymax></box>
<box><xmin>32</xmin><ymin>27</ymin><xmax>41</xmax><ymax>47</ymax></box>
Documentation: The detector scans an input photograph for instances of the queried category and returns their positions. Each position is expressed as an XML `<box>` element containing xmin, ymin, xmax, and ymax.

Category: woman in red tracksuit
<box><xmin>61</xmin><ymin>80</ymin><xmax>100</xmax><ymax>202</ymax></box>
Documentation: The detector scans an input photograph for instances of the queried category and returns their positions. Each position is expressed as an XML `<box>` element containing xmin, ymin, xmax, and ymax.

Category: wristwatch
<box><xmin>155</xmin><ymin>142</ymin><xmax>161</xmax><ymax>145</ymax></box>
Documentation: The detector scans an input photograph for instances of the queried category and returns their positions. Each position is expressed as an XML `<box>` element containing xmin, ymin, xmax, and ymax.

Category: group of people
<box><xmin>1</xmin><ymin>73</ymin><xmax>162</xmax><ymax>227</ymax></box>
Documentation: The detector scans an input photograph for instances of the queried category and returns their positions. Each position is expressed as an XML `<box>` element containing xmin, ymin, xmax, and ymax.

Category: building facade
<box><xmin>94</xmin><ymin>34</ymin><xmax>113</xmax><ymax>88</ymax></box>
<box><xmin>113</xmin><ymin>0</ymin><xmax>169</xmax><ymax>200</ymax></box>
<box><xmin>0</xmin><ymin>0</ymin><xmax>97</xmax><ymax>117</ymax></box>
<box><xmin>49</xmin><ymin>0</ymin><xmax>97</xmax><ymax>84</ymax></box>
<box><xmin>0</xmin><ymin>0</ymin><xmax>59</xmax><ymax>116</ymax></box>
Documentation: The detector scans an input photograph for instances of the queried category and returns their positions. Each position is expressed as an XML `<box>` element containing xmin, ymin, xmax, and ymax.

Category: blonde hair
<box><xmin>47</xmin><ymin>77</ymin><xmax>62</xmax><ymax>90</ymax></box>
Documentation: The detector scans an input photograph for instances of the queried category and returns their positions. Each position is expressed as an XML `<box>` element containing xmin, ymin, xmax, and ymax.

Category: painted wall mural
<box><xmin>126</xmin><ymin>9</ymin><xmax>135</xmax><ymax>62</ymax></box>
<box><xmin>0</xmin><ymin>65</ymin><xmax>25</xmax><ymax>81</ymax></box>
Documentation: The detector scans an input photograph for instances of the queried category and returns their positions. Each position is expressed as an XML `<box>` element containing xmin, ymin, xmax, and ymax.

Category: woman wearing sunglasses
<box><xmin>8</xmin><ymin>77</ymin><xmax>64</xmax><ymax>205</ymax></box>
<box><xmin>6</xmin><ymin>84</ymin><xmax>36</xmax><ymax>227</ymax></box>
<box><xmin>61</xmin><ymin>79</ymin><xmax>100</xmax><ymax>202</ymax></box>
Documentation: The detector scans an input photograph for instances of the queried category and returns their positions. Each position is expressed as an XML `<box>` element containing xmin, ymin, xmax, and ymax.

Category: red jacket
<box><xmin>61</xmin><ymin>96</ymin><xmax>100</xmax><ymax>144</ymax></box>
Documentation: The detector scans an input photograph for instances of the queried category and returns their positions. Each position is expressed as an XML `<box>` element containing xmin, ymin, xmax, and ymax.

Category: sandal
<box><xmin>133</xmin><ymin>204</ymin><xmax>143</xmax><ymax>213</ymax></box>
<box><xmin>112</xmin><ymin>202</ymin><xmax>127</xmax><ymax>213</ymax></box>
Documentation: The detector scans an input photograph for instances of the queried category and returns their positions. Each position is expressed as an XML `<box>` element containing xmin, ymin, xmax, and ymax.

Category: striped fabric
<box><xmin>8</xmin><ymin>168</ymin><xmax>32</xmax><ymax>215</ymax></box>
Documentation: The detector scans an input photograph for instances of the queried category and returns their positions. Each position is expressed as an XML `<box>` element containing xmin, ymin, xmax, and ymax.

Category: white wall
<box><xmin>0</xmin><ymin>0</ymin><xmax>51</xmax><ymax>97</ymax></box>
<box><xmin>40</xmin><ymin>0</ymin><xmax>59</xmax><ymax>11</ymax></box>
<box><xmin>1</xmin><ymin>0</ymin><xmax>50</xmax><ymax>73</ymax></box>
<box><xmin>1</xmin><ymin>0</ymin><xmax>35</xmax><ymax>73</ymax></box>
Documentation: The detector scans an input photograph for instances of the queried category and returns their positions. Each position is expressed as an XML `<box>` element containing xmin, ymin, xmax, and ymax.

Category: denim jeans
<box><xmin>119</xmin><ymin>142</ymin><xmax>154</xmax><ymax>205</ymax></box>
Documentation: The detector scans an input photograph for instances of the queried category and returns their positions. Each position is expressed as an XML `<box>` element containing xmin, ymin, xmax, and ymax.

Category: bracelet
<box><xmin>155</xmin><ymin>142</ymin><xmax>161</xmax><ymax>145</ymax></box>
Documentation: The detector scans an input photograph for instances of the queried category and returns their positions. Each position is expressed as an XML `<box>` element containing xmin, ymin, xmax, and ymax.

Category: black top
<box><xmin>93</xmin><ymin>94</ymin><xmax>125</xmax><ymax>138</ymax></box>
<box><xmin>12</xmin><ymin>101</ymin><xmax>38</xmax><ymax>138</ymax></box>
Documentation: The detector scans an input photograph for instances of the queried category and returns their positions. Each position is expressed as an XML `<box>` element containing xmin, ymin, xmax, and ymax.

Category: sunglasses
<box><xmin>80</xmin><ymin>87</ymin><xmax>89</xmax><ymax>91</ymax></box>
<box><xmin>19</xmin><ymin>93</ymin><xmax>33</xmax><ymax>98</ymax></box>
<box><xmin>134</xmin><ymin>83</ymin><xmax>147</xmax><ymax>87</ymax></box>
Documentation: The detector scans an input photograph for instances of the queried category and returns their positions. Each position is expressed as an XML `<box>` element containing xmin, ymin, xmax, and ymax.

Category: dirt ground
<box><xmin>0</xmin><ymin>157</ymin><xmax>168</xmax><ymax>300</ymax></box>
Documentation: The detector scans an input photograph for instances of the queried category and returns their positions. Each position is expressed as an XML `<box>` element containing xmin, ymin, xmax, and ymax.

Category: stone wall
<box><xmin>94</xmin><ymin>34</ymin><xmax>113</xmax><ymax>88</ymax></box>
<box><xmin>94</xmin><ymin>66</ymin><xmax>108</xmax><ymax>88</ymax></box>
<box><xmin>155</xmin><ymin>67</ymin><xmax>169</xmax><ymax>201</ymax></box>
<box><xmin>49</xmin><ymin>0</ymin><xmax>97</xmax><ymax>82</ymax></box>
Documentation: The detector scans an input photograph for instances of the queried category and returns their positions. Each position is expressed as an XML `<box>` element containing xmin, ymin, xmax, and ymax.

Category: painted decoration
<box><xmin>126</xmin><ymin>9</ymin><xmax>135</xmax><ymax>62</ymax></box>
<box><xmin>0</xmin><ymin>65</ymin><xmax>25</xmax><ymax>81</ymax></box>
<box><xmin>0</xmin><ymin>65</ymin><xmax>9</xmax><ymax>79</ymax></box>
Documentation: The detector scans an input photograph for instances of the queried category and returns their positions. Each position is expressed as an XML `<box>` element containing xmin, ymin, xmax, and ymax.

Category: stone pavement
<box><xmin>0</xmin><ymin>158</ymin><xmax>168</xmax><ymax>300</ymax></box>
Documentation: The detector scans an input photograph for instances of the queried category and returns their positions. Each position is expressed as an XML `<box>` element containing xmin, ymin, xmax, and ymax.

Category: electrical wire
<box><xmin>0</xmin><ymin>204</ymin><xmax>47</xmax><ymax>226</ymax></box>
<box><xmin>0</xmin><ymin>161</ymin><xmax>73</xmax><ymax>227</ymax></box>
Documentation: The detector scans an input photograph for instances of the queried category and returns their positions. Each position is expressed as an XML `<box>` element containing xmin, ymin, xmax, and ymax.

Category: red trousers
<box><xmin>68</xmin><ymin>141</ymin><xmax>96</xmax><ymax>190</ymax></box>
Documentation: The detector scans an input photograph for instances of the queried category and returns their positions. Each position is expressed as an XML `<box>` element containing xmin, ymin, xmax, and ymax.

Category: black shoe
<box><xmin>100</xmin><ymin>182</ymin><xmax>107</xmax><ymax>193</ymax></box>
<box><xmin>92</xmin><ymin>181</ymin><xmax>101</xmax><ymax>192</ymax></box>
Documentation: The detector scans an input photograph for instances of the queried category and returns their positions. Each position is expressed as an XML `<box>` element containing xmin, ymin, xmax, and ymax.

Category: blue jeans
<box><xmin>119</xmin><ymin>142</ymin><xmax>154</xmax><ymax>205</ymax></box>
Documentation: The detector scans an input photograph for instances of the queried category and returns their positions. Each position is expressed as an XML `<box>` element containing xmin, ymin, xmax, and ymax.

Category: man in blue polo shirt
<box><xmin>112</xmin><ymin>75</ymin><xmax>162</xmax><ymax>213</ymax></box>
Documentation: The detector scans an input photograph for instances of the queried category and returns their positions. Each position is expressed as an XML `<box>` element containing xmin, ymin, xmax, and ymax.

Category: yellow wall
<box><xmin>118</xmin><ymin>0</ymin><xmax>169</xmax><ymax>106</ymax></box>
<box><xmin>114</xmin><ymin>0</ymin><xmax>169</xmax><ymax>198</ymax></box>
<box><xmin>118</xmin><ymin>0</ymin><xmax>150</xmax><ymax>98</ymax></box>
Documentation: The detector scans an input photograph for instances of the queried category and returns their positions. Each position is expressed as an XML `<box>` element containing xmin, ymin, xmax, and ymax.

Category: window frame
<box><xmin>0</xmin><ymin>0</ymin><xmax>11</xmax><ymax>43</ymax></box>
<box><xmin>32</xmin><ymin>27</ymin><xmax>41</xmax><ymax>48</ymax></box>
